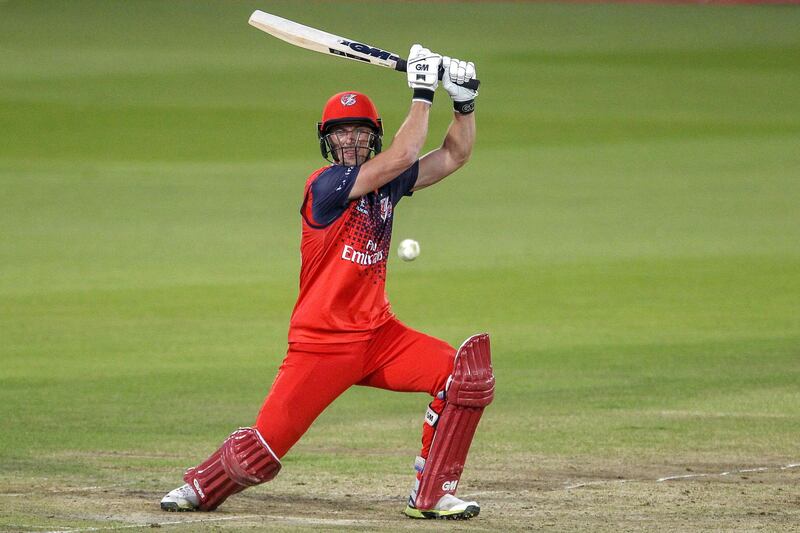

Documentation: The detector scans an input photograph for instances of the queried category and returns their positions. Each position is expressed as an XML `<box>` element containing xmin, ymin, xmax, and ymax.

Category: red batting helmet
<box><xmin>317</xmin><ymin>91</ymin><xmax>383</xmax><ymax>162</ymax></box>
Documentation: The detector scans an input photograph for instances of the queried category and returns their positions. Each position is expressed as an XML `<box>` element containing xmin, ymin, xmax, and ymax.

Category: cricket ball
<box><xmin>397</xmin><ymin>239</ymin><xmax>420</xmax><ymax>262</ymax></box>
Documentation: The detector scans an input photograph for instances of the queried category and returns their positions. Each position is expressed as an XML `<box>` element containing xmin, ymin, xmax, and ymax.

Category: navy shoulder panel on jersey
<box><xmin>387</xmin><ymin>160</ymin><xmax>419</xmax><ymax>206</ymax></box>
<box><xmin>305</xmin><ymin>165</ymin><xmax>359</xmax><ymax>228</ymax></box>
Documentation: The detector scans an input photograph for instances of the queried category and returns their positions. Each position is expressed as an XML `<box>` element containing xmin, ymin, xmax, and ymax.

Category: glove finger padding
<box><xmin>465</xmin><ymin>62</ymin><xmax>476</xmax><ymax>84</ymax></box>
<box><xmin>441</xmin><ymin>56</ymin><xmax>478</xmax><ymax>113</ymax></box>
<box><xmin>455</xmin><ymin>60</ymin><xmax>467</xmax><ymax>85</ymax></box>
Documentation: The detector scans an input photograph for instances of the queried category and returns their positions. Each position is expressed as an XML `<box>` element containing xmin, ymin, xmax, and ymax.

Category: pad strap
<box><xmin>413</xmin><ymin>333</ymin><xmax>494</xmax><ymax>510</ymax></box>
<box><xmin>184</xmin><ymin>427</ymin><xmax>281</xmax><ymax>511</ymax></box>
<box><xmin>425</xmin><ymin>405</ymin><xmax>439</xmax><ymax>427</ymax></box>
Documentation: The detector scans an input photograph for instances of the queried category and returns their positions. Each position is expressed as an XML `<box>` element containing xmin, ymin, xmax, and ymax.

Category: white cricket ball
<box><xmin>397</xmin><ymin>239</ymin><xmax>420</xmax><ymax>261</ymax></box>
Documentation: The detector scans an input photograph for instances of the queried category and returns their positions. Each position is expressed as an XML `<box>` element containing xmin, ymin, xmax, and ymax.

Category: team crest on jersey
<box><xmin>340</xmin><ymin>93</ymin><xmax>357</xmax><ymax>106</ymax></box>
<box><xmin>380</xmin><ymin>196</ymin><xmax>392</xmax><ymax>221</ymax></box>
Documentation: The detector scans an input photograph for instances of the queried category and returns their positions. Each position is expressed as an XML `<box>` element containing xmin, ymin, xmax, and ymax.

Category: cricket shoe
<box><xmin>160</xmin><ymin>483</ymin><xmax>200</xmax><ymax>512</ymax></box>
<box><xmin>404</xmin><ymin>494</ymin><xmax>480</xmax><ymax>520</ymax></box>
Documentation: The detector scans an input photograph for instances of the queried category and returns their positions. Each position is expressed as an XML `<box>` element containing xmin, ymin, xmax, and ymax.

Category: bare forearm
<box><xmin>391</xmin><ymin>101</ymin><xmax>431</xmax><ymax>162</ymax></box>
<box><xmin>348</xmin><ymin>102</ymin><xmax>430</xmax><ymax>198</ymax></box>
<box><xmin>441</xmin><ymin>112</ymin><xmax>475</xmax><ymax>166</ymax></box>
<box><xmin>413</xmin><ymin>111</ymin><xmax>476</xmax><ymax>191</ymax></box>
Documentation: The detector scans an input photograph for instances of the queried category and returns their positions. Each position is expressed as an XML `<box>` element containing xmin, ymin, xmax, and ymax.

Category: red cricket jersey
<box><xmin>287</xmin><ymin>162</ymin><xmax>419</xmax><ymax>343</ymax></box>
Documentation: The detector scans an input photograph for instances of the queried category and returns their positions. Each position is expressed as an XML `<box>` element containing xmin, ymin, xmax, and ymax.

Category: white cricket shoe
<box><xmin>160</xmin><ymin>483</ymin><xmax>200</xmax><ymax>512</ymax></box>
<box><xmin>404</xmin><ymin>493</ymin><xmax>480</xmax><ymax>520</ymax></box>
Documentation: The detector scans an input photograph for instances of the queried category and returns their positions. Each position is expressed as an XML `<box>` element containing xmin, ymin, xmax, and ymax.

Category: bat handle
<box><xmin>395</xmin><ymin>59</ymin><xmax>481</xmax><ymax>91</ymax></box>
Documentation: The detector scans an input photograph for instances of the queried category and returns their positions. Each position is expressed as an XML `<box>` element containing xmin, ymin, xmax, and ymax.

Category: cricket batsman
<box><xmin>160</xmin><ymin>44</ymin><xmax>495</xmax><ymax>520</ymax></box>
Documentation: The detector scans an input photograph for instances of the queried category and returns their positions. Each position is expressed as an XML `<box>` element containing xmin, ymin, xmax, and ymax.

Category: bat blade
<box><xmin>248</xmin><ymin>10</ymin><xmax>403</xmax><ymax>70</ymax></box>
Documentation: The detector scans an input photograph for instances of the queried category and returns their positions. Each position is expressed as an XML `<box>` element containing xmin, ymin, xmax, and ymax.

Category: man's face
<box><xmin>327</xmin><ymin>123</ymin><xmax>375</xmax><ymax>166</ymax></box>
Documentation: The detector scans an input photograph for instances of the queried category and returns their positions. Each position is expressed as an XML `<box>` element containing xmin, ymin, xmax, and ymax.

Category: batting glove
<box><xmin>407</xmin><ymin>44</ymin><xmax>442</xmax><ymax>104</ymax></box>
<box><xmin>441</xmin><ymin>56</ymin><xmax>477</xmax><ymax>114</ymax></box>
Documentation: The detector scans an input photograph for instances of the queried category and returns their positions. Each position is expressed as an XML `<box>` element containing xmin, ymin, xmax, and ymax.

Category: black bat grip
<box><xmin>395</xmin><ymin>59</ymin><xmax>481</xmax><ymax>90</ymax></box>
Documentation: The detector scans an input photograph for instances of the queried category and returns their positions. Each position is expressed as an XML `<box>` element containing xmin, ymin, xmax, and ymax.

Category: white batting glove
<box><xmin>407</xmin><ymin>44</ymin><xmax>442</xmax><ymax>104</ymax></box>
<box><xmin>441</xmin><ymin>56</ymin><xmax>477</xmax><ymax>114</ymax></box>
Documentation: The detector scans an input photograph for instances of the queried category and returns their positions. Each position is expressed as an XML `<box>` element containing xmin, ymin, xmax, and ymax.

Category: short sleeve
<box><xmin>303</xmin><ymin>165</ymin><xmax>359</xmax><ymax>228</ymax></box>
<box><xmin>387</xmin><ymin>161</ymin><xmax>419</xmax><ymax>206</ymax></box>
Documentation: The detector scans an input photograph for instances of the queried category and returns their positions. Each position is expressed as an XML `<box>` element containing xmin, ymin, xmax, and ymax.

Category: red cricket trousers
<box><xmin>254</xmin><ymin>317</ymin><xmax>455</xmax><ymax>459</ymax></box>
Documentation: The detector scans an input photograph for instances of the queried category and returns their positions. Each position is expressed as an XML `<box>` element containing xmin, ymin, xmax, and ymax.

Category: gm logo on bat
<box><xmin>338</xmin><ymin>39</ymin><xmax>401</xmax><ymax>62</ymax></box>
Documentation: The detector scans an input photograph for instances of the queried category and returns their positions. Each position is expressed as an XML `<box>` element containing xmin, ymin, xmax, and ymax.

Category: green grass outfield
<box><xmin>1</xmin><ymin>0</ymin><xmax>799</xmax><ymax>530</ymax></box>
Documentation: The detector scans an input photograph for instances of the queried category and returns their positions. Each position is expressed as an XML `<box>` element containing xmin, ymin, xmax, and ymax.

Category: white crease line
<box><xmin>657</xmin><ymin>463</ymin><xmax>797</xmax><ymax>483</ymax></box>
<box><xmin>565</xmin><ymin>480</ymin><xmax>628</xmax><ymax>490</ymax></box>
<box><xmin>656</xmin><ymin>473</ymin><xmax>709</xmax><ymax>482</ymax></box>
<box><xmin>41</xmin><ymin>513</ymin><xmax>392</xmax><ymax>533</ymax></box>
<box><xmin>43</xmin><ymin>515</ymin><xmax>258</xmax><ymax>533</ymax></box>
<box><xmin>262</xmin><ymin>514</ymin><xmax>388</xmax><ymax>526</ymax></box>
<box><xmin>566</xmin><ymin>461</ymin><xmax>799</xmax><ymax>489</ymax></box>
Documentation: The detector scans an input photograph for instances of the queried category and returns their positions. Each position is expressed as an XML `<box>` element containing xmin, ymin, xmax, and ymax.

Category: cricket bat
<box><xmin>248</xmin><ymin>10</ymin><xmax>480</xmax><ymax>91</ymax></box>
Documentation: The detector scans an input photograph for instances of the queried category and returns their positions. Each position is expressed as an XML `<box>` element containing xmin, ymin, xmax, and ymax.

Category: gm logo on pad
<box><xmin>442</xmin><ymin>480</ymin><xmax>458</xmax><ymax>491</ymax></box>
<box><xmin>340</xmin><ymin>93</ymin><xmax>357</xmax><ymax>106</ymax></box>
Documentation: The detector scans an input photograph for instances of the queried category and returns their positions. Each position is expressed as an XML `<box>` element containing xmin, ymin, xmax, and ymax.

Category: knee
<box><xmin>446</xmin><ymin>333</ymin><xmax>494</xmax><ymax>407</ymax></box>
<box><xmin>222</xmin><ymin>428</ymin><xmax>282</xmax><ymax>486</ymax></box>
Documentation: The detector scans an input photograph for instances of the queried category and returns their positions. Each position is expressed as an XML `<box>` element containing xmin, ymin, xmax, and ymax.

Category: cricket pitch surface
<box><xmin>2</xmin><ymin>454</ymin><xmax>798</xmax><ymax>532</ymax></box>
